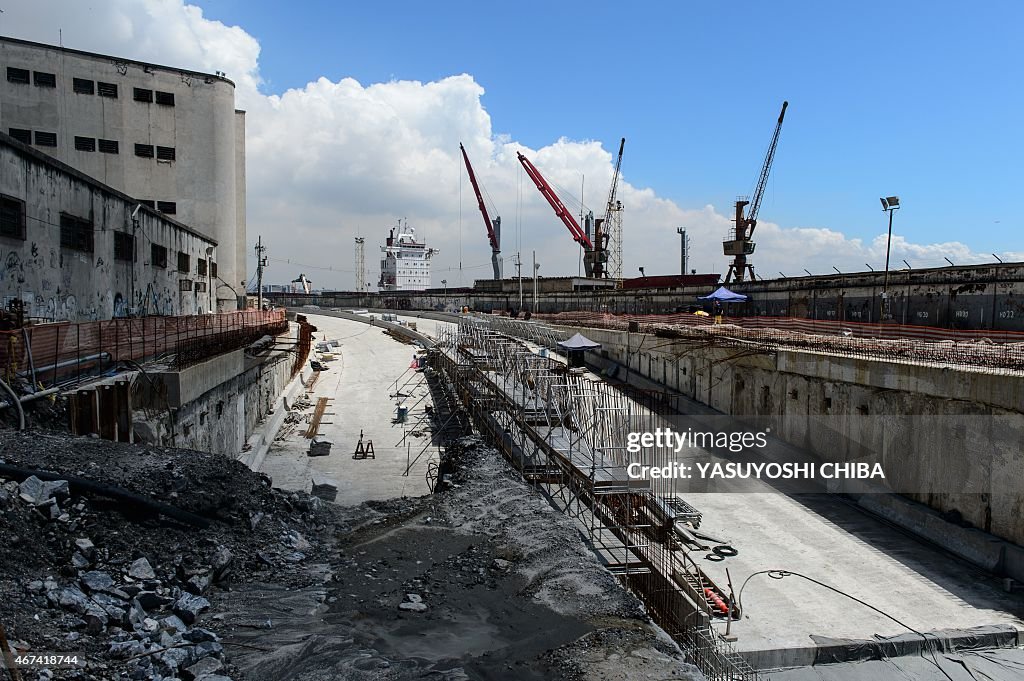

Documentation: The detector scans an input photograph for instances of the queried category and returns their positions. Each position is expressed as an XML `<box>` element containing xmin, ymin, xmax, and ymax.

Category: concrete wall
<box><xmin>0</xmin><ymin>133</ymin><xmax>217</xmax><ymax>320</ymax></box>
<box><xmin>267</xmin><ymin>260</ymin><xmax>1024</xmax><ymax>332</ymax></box>
<box><xmin>135</xmin><ymin>347</ymin><xmax>295</xmax><ymax>458</ymax></box>
<box><xmin>561</xmin><ymin>324</ymin><xmax>1024</xmax><ymax>548</ymax></box>
<box><xmin>0</xmin><ymin>36</ymin><xmax>244</xmax><ymax>310</ymax></box>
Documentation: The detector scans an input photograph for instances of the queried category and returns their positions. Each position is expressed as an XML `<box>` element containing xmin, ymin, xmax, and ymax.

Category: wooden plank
<box><xmin>305</xmin><ymin>397</ymin><xmax>329</xmax><ymax>438</ymax></box>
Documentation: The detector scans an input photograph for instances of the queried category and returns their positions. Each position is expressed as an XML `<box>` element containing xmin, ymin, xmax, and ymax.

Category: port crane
<box><xmin>459</xmin><ymin>143</ymin><xmax>502</xmax><ymax>280</ymax></box>
<box><xmin>599</xmin><ymin>138</ymin><xmax>625</xmax><ymax>286</ymax></box>
<box><xmin>516</xmin><ymin>151</ymin><xmax>605</xmax><ymax>278</ymax></box>
<box><xmin>724</xmin><ymin>100</ymin><xmax>788</xmax><ymax>283</ymax></box>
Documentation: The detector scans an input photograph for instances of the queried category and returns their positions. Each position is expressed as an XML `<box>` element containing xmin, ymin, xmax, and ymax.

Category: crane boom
<box><xmin>460</xmin><ymin>143</ymin><xmax>499</xmax><ymax>251</ymax></box>
<box><xmin>724</xmin><ymin>100</ymin><xmax>789</xmax><ymax>283</ymax></box>
<box><xmin>517</xmin><ymin>151</ymin><xmax>593</xmax><ymax>250</ymax></box>
<box><xmin>603</xmin><ymin>137</ymin><xmax>625</xmax><ymax>223</ymax></box>
<box><xmin>748</xmin><ymin>101</ymin><xmax>787</xmax><ymax>224</ymax></box>
<box><xmin>460</xmin><ymin>143</ymin><xmax>502</xmax><ymax>279</ymax></box>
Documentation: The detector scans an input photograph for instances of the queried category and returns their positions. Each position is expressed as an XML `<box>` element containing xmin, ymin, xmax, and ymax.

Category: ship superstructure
<box><xmin>378</xmin><ymin>223</ymin><xmax>437</xmax><ymax>291</ymax></box>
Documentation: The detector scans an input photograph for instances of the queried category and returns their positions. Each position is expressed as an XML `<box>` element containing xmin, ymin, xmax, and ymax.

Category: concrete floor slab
<box><xmin>689</xmin><ymin>487</ymin><xmax>1024</xmax><ymax>668</ymax></box>
<box><xmin>259</xmin><ymin>313</ymin><xmax>439</xmax><ymax>504</ymax></box>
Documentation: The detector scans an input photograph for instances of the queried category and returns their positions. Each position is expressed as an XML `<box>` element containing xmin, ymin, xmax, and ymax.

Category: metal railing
<box><xmin>533</xmin><ymin>310</ymin><xmax>1024</xmax><ymax>372</ymax></box>
<box><xmin>1</xmin><ymin>309</ymin><xmax>288</xmax><ymax>387</ymax></box>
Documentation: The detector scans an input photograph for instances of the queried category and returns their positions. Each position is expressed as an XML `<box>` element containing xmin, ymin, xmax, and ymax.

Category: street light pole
<box><xmin>879</xmin><ymin>196</ymin><xmax>900</xmax><ymax>321</ymax></box>
<box><xmin>532</xmin><ymin>250</ymin><xmax>538</xmax><ymax>311</ymax></box>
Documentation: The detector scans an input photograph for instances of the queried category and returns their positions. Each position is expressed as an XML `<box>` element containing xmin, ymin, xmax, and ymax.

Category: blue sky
<box><xmin>4</xmin><ymin>0</ymin><xmax>1021</xmax><ymax>285</ymax></box>
<box><xmin>199</xmin><ymin>0</ymin><xmax>1022</xmax><ymax>256</ymax></box>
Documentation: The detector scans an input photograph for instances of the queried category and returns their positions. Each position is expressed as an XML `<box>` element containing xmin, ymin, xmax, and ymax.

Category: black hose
<box><xmin>0</xmin><ymin>462</ymin><xmax>212</xmax><ymax>528</ymax></box>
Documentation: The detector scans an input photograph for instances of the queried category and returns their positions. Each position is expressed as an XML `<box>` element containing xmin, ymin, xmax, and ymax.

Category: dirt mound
<box><xmin>0</xmin><ymin>431</ymin><xmax>344</xmax><ymax>680</ymax></box>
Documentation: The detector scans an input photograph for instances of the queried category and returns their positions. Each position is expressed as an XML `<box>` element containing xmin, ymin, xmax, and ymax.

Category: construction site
<box><xmin>2</xmin><ymin>14</ymin><xmax>1024</xmax><ymax>681</ymax></box>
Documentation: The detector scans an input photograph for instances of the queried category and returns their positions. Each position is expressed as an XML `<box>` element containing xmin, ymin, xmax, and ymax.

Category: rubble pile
<box><xmin>0</xmin><ymin>432</ymin><xmax>343</xmax><ymax>681</ymax></box>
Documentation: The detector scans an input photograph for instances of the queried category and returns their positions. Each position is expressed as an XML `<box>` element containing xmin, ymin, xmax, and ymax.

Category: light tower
<box><xmin>354</xmin><ymin>237</ymin><xmax>366</xmax><ymax>292</ymax></box>
<box><xmin>677</xmin><ymin>227</ymin><xmax>690</xmax><ymax>275</ymax></box>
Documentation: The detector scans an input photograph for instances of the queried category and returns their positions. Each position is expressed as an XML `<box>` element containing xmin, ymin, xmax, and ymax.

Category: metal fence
<box><xmin>534</xmin><ymin>311</ymin><xmax>1024</xmax><ymax>372</ymax></box>
<box><xmin>1</xmin><ymin>309</ymin><xmax>288</xmax><ymax>387</ymax></box>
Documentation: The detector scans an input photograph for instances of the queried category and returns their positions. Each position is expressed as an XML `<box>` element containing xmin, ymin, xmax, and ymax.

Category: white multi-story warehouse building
<box><xmin>0</xmin><ymin>35</ymin><xmax>246</xmax><ymax>312</ymax></box>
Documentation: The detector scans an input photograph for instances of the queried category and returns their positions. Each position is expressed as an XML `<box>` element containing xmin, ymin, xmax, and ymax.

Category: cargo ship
<box><xmin>378</xmin><ymin>222</ymin><xmax>437</xmax><ymax>292</ymax></box>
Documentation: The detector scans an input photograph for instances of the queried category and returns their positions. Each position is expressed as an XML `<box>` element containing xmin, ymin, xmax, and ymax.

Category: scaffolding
<box><xmin>430</xmin><ymin>318</ymin><xmax>761</xmax><ymax>681</ymax></box>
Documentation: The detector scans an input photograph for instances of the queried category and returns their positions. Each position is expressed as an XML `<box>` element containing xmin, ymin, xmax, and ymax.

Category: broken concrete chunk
<box><xmin>249</xmin><ymin>511</ymin><xmax>264</xmax><ymax>530</ymax></box>
<box><xmin>211</xmin><ymin>547</ymin><xmax>233</xmax><ymax>582</ymax></box>
<box><xmin>128</xmin><ymin>557</ymin><xmax>156</xmax><ymax>580</ymax></box>
<box><xmin>160</xmin><ymin>614</ymin><xmax>188</xmax><ymax>633</ymax></box>
<box><xmin>399</xmin><ymin>593</ymin><xmax>427</xmax><ymax>612</ymax></box>
<box><xmin>56</xmin><ymin>586</ymin><xmax>91</xmax><ymax>613</ymax></box>
<box><xmin>127</xmin><ymin>598</ymin><xmax>148</xmax><ymax>632</ymax></box>
<box><xmin>19</xmin><ymin>476</ymin><xmax>61</xmax><ymax>505</ymax></box>
<box><xmin>184</xmin><ymin>656</ymin><xmax>224</xmax><ymax>679</ymax></box>
<box><xmin>193</xmin><ymin>640</ymin><xmax>224</xmax><ymax>660</ymax></box>
<box><xmin>79</xmin><ymin>570</ymin><xmax>114</xmax><ymax>593</ymax></box>
<box><xmin>399</xmin><ymin>601</ymin><xmax>427</xmax><ymax>612</ymax></box>
<box><xmin>157</xmin><ymin>645</ymin><xmax>191</xmax><ymax>671</ymax></box>
<box><xmin>182</xmin><ymin>628</ymin><xmax>219</xmax><ymax>643</ymax></box>
<box><xmin>27</xmin><ymin>478</ymin><xmax>70</xmax><ymax>505</ymax></box>
<box><xmin>173</xmin><ymin>593</ymin><xmax>210</xmax><ymax>625</ymax></box>
<box><xmin>82</xmin><ymin>605</ymin><xmax>109</xmax><ymax>634</ymax></box>
<box><xmin>186</xmin><ymin>573</ymin><xmax>211</xmax><ymax>595</ymax></box>
<box><xmin>283</xmin><ymin>530</ymin><xmax>310</xmax><ymax>551</ymax></box>
<box><xmin>74</xmin><ymin>538</ymin><xmax>95</xmax><ymax>559</ymax></box>
<box><xmin>108</xmin><ymin>639</ymin><xmax>147</xmax><ymax>659</ymax></box>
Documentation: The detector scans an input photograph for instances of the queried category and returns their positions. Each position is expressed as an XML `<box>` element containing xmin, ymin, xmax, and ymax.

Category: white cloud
<box><xmin>2</xmin><ymin>1</ymin><xmax>1011</xmax><ymax>289</ymax></box>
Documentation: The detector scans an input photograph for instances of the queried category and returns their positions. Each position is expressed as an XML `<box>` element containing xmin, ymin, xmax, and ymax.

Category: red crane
<box><xmin>516</xmin><ymin>151</ymin><xmax>604</xmax><ymax>277</ymax></box>
<box><xmin>460</xmin><ymin>143</ymin><xmax>502</xmax><ymax>280</ymax></box>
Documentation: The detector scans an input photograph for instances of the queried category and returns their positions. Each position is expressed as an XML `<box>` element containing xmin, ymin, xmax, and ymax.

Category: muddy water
<box><xmin>222</xmin><ymin>524</ymin><xmax>591</xmax><ymax>680</ymax></box>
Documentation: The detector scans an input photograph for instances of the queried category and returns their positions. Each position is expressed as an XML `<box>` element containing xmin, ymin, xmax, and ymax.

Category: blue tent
<box><xmin>698</xmin><ymin>286</ymin><xmax>748</xmax><ymax>303</ymax></box>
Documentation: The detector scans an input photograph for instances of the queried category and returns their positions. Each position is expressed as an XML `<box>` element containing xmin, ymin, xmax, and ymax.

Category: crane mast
<box><xmin>517</xmin><ymin>151</ymin><xmax>605</xmax><ymax>278</ymax></box>
<box><xmin>725</xmin><ymin>100</ymin><xmax>788</xmax><ymax>283</ymax></box>
<box><xmin>599</xmin><ymin>137</ymin><xmax>625</xmax><ymax>286</ymax></box>
<box><xmin>460</xmin><ymin>143</ymin><xmax>502</xmax><ymax>280</ymax></box>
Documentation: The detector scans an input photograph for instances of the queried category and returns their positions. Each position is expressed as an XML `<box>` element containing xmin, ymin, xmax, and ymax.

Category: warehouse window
<box><xmin>0</xmin><ymin>195</ymin><xmax>27</xmax><ymax>241</ymax></box>
<box><xmin>34</xmin><ymin>131</ymin><xmax>57</xmax><ymax>147</ymax></box>
<box><xmin>155</xmin><ymin>91</ymin><xmax>175</xmax><ymax>106</ymax></box>
<box><xmin>157</xmin><ymin>201</ymin><xmax>176</xmax><ymax>214</ymax></box>
<box><xmin>6</xmin><ymin>67</ymin><xmax>29</xmax><ymax>84</ymax></box>
<box><xmin>138</xmin><ymin>199</ymin><xmax>155</xmax><ymax>209</ymax></box>
<box><xmin>134</xmin><ymin>144</ymin><xmax>154</xmax><ymax>158</ymax></box>
<box><xmin>195</xmin><ymin>281</ymin><xmax>207</xmax><ymax>292</ymax></box>
<box><xmin>98</xmin><ymin>139</ymin><xmax>119</xmax><ymax>154</ymax></box>
<box><xmin>74</xmin><ymin>136</ymin><xmax>96</xmax><ymax>152</ymax></box>
<box><xmin>60</xmin><ymin>213</ymin><xmax>93</xmax><ymax>253</ymax></box>
<box><xmin>179</xmin><ymin>279</ymin><xmax>193</xmax><ymax>292</ymax></box>
<box><xmin>177</xmin><ymin>251</ymin><xmax>190</xmax><ymax>273</ymax></box>
<box><xmin>133</xmin><ymin>87</ymin><xmax>153</xmax><ymax>103</ymax></box>
<box><xmin>156</xmin><ymin>146</ymin><xmax>176</xmax><ymax>161</ymax></box>
<box><xmin>8</xmin><ymin>128</ymin><xmax>31</xmax><ymax>145</ymax></box>
<box><xmin>197</xmin><ymin>258</ymin><xmax>207</xmax><ymax>276</ymax></box>
<box><xmin>33</xmin><ymin>71</ymin><xmax>57</xmax><ymax>88</ymax></box>
<box><xmin>73</xmin><ymin>78</ymin><xmax>94</xmax><ymax>94</ymax></box>
<box><xmin>113</xmin><ymin>231</ymin><xmax>135</xmax><ymax>262</ymax></box>
<box><xmin>33</xmin><ymin>71</ymin><xmax>57</xmax><ymax>87</ymax></box>
<box><xmin>97</xmin><ymin>81</ymin><xmax>118</xmax><ymax>98</ymax></box>
<box><xmin>210</xmin><ymin>262</ymin><xmax>217</xmax><ymax>279</ymax></box>
<box><xmin>151</xmin><ymin>243</ymin><xmax>168</xmax><ymax>268</ymax></box>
